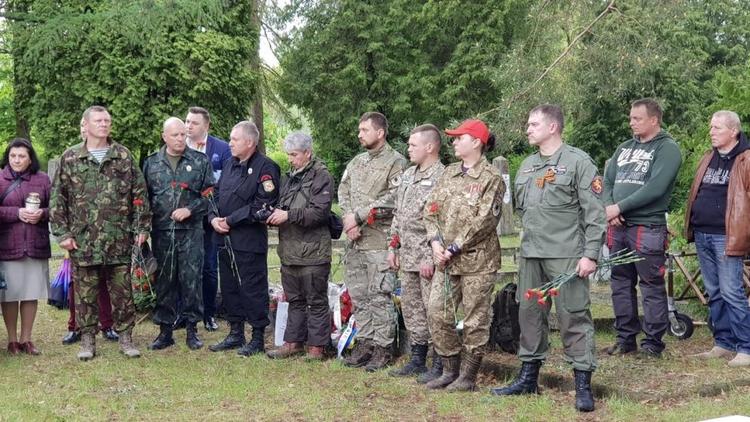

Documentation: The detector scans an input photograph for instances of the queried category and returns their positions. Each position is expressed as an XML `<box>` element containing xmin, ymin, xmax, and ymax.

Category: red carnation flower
<box><xmin>428</xmin><ymin>202</ymin><xmax>439</xmax><ymax>214</ymax></box>
<box><xmin>389</xmin><ymin>234</ymin><xmax>401</xmax><ymax>249</ymax></box>
<box><xmin>179</xmin><ymin>182</ymin><xmax>189</xmax><ymax>190</ymax></box>
<box><xmin>524</xmin><ymin>289</ymin><xmax>534</xmax><ymax>301</ymax></box>
<box><xmin>549</xmin><ymin>288</ymin><xmax>560</xmax><ymax>297</ymax></box>
<box><xmin>367</xmin><ymin>208</ymin><xmax>377</xmax><ymax>226</ymax></box>
<box><xmin>201</xmin><ymin>187</ymin><xmax>214</xmax><ymax>198</ymax></box>
<box><xmin>537</xmin><ymin>297</ymin><xmax>547</xmax><ymax>306</ymax></box>
<box><xmin>133</xmin><ymin>267</ymin><xmax>145</xmax><ymax>278</ymax></box>
<box><xmin>133</xmin><ymin>198</ymin><xmax>144</xmax><ymax>207</ymax></box>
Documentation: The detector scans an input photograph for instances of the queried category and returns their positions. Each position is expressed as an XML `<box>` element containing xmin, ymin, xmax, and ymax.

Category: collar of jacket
<box><xmin>1</xmin><ymin>166</ymin><xmax>32</xmax><ymax>181</ymax></box>
<box><xmin>155</xmin><ymin>145</ymin><xmax>201</xmax><ymax>166</ymax></box>
<box><xmin>448</xmin><ymin>156</ymin><xmax>489</xmax><ymax>179</ymax></box>
<box><xmin>414</xmin><ymin>159</ymin><xmax>442</xmax><ymax>181</ymax></box>
<box><xmin>366</xmin><ymin>142</ymin><xmax>391</xmax><ymax>158</ymax></box>
<box><xmin>73</xmin><ymin>140</ymin><xmax>126</xmax><ymax>162</ymax></box>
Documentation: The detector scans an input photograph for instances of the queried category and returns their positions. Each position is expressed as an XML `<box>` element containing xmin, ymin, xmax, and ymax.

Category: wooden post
<box><xmin>492</xmin><ymin>155</ymin><xmax>516</xmax><ymax>235</ymax></box>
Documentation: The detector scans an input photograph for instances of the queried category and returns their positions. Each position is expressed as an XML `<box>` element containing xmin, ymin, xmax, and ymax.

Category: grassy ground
<box><xmin>6</xmin><ymin>237</ymin><xmax>747</xmax><ymax>420</ymax></box>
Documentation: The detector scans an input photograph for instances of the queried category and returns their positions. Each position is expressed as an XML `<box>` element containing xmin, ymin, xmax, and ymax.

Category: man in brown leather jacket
<box><xmin>685</xmin><ymin>110</ymin><xmax>750</xmax><ymax>367</ymax></box>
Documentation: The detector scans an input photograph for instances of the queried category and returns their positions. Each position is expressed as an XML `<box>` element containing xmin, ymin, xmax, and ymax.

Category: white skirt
<box><xmin>0</xmin><ymin>257</ymin><xmax>49</xmax><ymax>302</ymax></box>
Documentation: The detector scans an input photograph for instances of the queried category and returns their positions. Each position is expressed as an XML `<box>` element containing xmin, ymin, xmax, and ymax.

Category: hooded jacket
<box><xmin>685</xmin><ymin>132</ymin><xmax>750</xmax><ymax>256</ymax></box>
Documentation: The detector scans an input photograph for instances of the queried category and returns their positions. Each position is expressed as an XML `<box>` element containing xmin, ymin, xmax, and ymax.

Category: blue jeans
<box><xmin>694</xmin><ymin>231</ymin><xmax>750</xmax><ymax>354</ymax></box>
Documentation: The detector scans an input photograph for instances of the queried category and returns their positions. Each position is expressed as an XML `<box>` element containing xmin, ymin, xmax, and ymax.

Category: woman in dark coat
<box><xmin>0</xmin><ymin>138</ymin><xmax>51</xmax><ymax>355</ymax></box>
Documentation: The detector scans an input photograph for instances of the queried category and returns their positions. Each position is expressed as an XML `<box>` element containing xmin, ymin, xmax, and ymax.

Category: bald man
<box><xmin>143</xmin><ymin>117</ymin><xmax>214</xmax><ymax>351</ymax></box>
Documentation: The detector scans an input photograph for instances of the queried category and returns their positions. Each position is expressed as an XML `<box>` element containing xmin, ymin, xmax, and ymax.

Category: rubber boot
<box><xmin>425</xmin><ymin>355</ymin><xmax>460</xmax><ymax>389</ymax></box>
<box><xmin>238</xmin><ymin>326</ymin><xmax>265</xmax><ymax>356</ymax></box>
<box><xmin>389</xmin><ymin>344</ymin><xmax>428</xmax><ymax>377</ymax></box>
<box><xmin>149</xmin><ymin>324</ymin><xmax>175</xmax><ymax>350</ymax></box>
<box><xmin>417</xmin><ymin>353</ymin><xmax>443</xmax><ymax>384</ymax></box>
<box><xmin>77</xmin><ymin>332</ymin><xmax>96</xmax><ymax>361</ymax></box>
<box><xmin>446</xmin><ymin>352</ymin><xmax>482</xmax><ymax>392</ymax></box>
<box><xmin>119</xmin><ymin>330</ymin><xmax>141</xmax><ymax>358</ymax></box>
<box><xmin>574</xmin><ymin>370</ymin><xmax>595</xmax><ymax>412</ymax></box>
<box><xmin>365</xmin><ymin>344</ymin><xmax>393</xmax><ymax>372</ymax></box>
<box><xmin>209</xmin><ymin>321</ymin><xmax>246</xmax><ymax>352</ymax></box>
<box><xmin>343</xmin><ymin>339</ymin><xmax>373</xmax><ymax>368</ymax></box>
<box><xmin>186</xmin><ymin>323</ymin><xmax>204</xmax><ymax>350</ymax></box>
<box><xmin>489</xmin><ymin>360</ymin><xmax>541</xmax><ymax>396</ymax></box>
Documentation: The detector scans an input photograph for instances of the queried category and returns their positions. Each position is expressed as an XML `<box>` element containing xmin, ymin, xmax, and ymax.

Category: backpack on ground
<box><xmin>490</xmin><ymin>282</ymin><xmax>521</xmax><ymax>354</ymax></box>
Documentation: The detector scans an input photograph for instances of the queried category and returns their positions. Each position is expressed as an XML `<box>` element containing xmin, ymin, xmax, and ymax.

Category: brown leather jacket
<box><xmin>685</xmin><ymin>148</ymin><xmax>750</xmax><ymax>256</ymax></box>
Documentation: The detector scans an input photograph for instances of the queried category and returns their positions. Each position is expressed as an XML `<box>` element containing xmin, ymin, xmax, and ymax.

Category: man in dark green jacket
<box><xmin>266</xmin><ymin>132</ymin><xmax>334</xmax><ymax>360</ymax></box>
<box><xmin>143</xmin><ymin>117</ymin><xmax>214</xmax><ymax>351</ymax></box>
<box><xmin>602</xmin><ymin>98</ymin><xmax>682</xmax><ymax>358</ymax></box>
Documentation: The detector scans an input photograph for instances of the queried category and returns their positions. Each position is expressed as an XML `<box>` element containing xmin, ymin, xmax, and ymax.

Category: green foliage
<box><xmin>10</xmin><ymin>0</ymin><xmax>258</xmax><ymax>161</ymax></box>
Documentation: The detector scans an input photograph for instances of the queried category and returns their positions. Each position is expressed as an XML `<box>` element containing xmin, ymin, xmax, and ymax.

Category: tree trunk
<box><xmin>250</xmin><ymin>0</ymin><xmax>265</xmax><ymax>154</ymax></box>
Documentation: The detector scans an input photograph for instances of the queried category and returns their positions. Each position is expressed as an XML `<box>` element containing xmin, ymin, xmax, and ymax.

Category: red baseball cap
<box><xmin>444</xmin><ymin>119</ymin><xmax>490</xmax><ymax>144</ymax></box>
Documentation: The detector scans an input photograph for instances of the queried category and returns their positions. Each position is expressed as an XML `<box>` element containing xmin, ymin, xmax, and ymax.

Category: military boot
<box><xmin>149</xmin><ymin>324</ymin><xmax>175</xmax><ymax>350</ymax></box>
<box><xmin>77</xmin><ymin>332</ymin><xmax>96</xmax><ymax>361</ymax></box>
<box><xmin>417</xmin><ymin>353</ymin><xmax>443</xmax><ymax>384</ymax></box>
<box><xmin>186</xmin><ymin>323</ymin><xmax>203</xmax><ymax>350</ymax></box>
<box><xmin>574</xmin><ymin>370</ymin><xmax>595</xmax><ymax>412</ymax></box>
<box><xmin>238</xmin><ymin>327</ymin><xmax>265</xmax><ymax>357</ymax></box>
<box><xmin>343</xmin><ymin>339</ymin><xmax>373</xmax><ymax>368</ymax></box>
<box><xmin>267</xmin><ymin>342</ymin><xmax>304</xmax><ymax>359</ymax></box>
<box><xmin>209</xmin><ymin>321</ymin><xmax>246</xmax><ymax>352</ymax></box>
<box><xmin>489</xmin><ymin>360</ymin><xmax>542</xmax><ymax>396</ymax></box>
<box><xmin>425</xmin><ymin>355</ymin><xmax>460</xmax><ymax>389</ymax></box>
<box><xmin>119</xmin><ymin>331</ymin><xmax>141</xmax><ymax>358</ymax></box>
<box><xmin>389</xmin><ymin>343</ymin><xmax>428</xmax><ymax>377</ymax></box>
<box><xmin>365</xmin><ymin>344</ymin><xmax>393</xmax><ymax>372</ymax></box>
<box><xmin>446</xmin><ymin>352</ymin><xmax>482</xmax><ymax>392</ymax></box>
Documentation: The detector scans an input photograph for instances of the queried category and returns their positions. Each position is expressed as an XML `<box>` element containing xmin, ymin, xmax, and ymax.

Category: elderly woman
<box><xmin>0</xmin><ymin>138</ymin><xmax>51</xmax><ymax>355</ymax></box>
<box><xmin>266</xmin><ymin>132</ymin><xmax>335</xmax><ymax>360</ymax></box>
<box><xmin>423</xmin><ymin>119</ymin><xmax>505</xmax><ymax>391</ymax></box>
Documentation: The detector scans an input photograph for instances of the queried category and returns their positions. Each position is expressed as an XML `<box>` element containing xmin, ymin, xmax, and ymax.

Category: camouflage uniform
<box><xmin>423</xmin><ymin>158</ymin><xmax>505</xmax><ymax>357</ymax></box>
<box><xmin>50</xmin><ymin>141</ymin><xmax>151</xmax><ymax>335</ymax></box>
<box><xmin>143</xmin><ymin>147</ymin><xmax>214</xmax><ymax>325</ymax></box>
<box><xmin>514</xmin><ymin>144</ymin><xmax>606</xmax><ymax>371</ymax></box>
<box><xmin>338</xmin><ymin>143</ymin><xmax>407</xmax><ymax>348</ymax></box>
<box><xmin>389</xmin><ymin>161</ymin><xmax>445</xmax><ymax>346</ymax></box>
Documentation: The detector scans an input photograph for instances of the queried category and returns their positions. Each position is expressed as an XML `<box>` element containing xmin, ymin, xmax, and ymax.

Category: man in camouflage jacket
<box><xmin>50</xmin><ymin>106</ymin><xmax>151</xmax><ymax>361</ymax></box>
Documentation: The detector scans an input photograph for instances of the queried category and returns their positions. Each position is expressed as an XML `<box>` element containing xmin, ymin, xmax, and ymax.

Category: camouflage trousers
<box><xmin>73</xmin><ymin>263</ymin><xmax>135</xmax><ymax>335</ymax></box>
<box><xmin>517</xmin><ymin>257</ymin><xmax>596</xmax><ymax>371</ymax></box>
<box><xmin>152</xmin><ymin>229</ymin><xmax>204</xmax><ymax>325</ymax></box>
<box><xmin>428</xmin><ymin>271</ymin><xmax>495</xmax><ymax>357</ymax></box>
<box><xmin>400</xmin><ymin>271</ymin><xmax>432</xmax><ymax>346</ymax></box>
<box><xmin>345</xmin><ymin>249</ymin><xmax>398</xmax><ymax>348</ymax></box>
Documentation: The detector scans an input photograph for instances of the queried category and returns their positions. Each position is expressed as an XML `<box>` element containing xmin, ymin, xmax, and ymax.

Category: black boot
<box><xmin>186</xmin><ymin>323</ymin><xmax>204</xmax><ymax>350</ymax></box>
<box><xmin>489</xmin><ymin>360</ymin><xmax>542</xmax><ymax>396</ymax></box>
<box><xmin>209</xmin><ymin>321</ymin><xmax>245</xmax><ymax>352</ymax></box>
<box><xmin>149</xmin><ymin>324</ymin><xmax>175</xmax><ymax>350</ymax></box>
<box><xmin>417</xmin><ymin>352</ymin><xmax>443</xmax><ymax>384</ymax></box>
<box><xmin>389</xmin><ymin>344</ymin><xmax>428</xmax><ymax>377</ymax></box>
<box><xmin>425</xmin><ymin>355</ymin><xmax>460</xmax><ymax>389</ymax></box>
<box><xmin>574</xmin><ymin>370</ymin><xmax>595</xmax><ymax>412</ymax></box>
<box><xmin>238</xmin><ymin>326</ymin><xmax>265</xmax><ymax>357</ymax></box>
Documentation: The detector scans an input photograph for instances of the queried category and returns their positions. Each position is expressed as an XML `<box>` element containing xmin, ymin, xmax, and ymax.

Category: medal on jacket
<box><xmin>186</xmin><ymin>165</ymin><xmax>192</xmax><ymax>172</ymax></box>
<box><xmin>536</xmin><ymin>168</ymin><xmax>556</xmax><ymax>188</ymax></box>
<box><xmin>248</xmin><ymin>168</ymin><xmax>253</xmax><ymax>175</ymax></box>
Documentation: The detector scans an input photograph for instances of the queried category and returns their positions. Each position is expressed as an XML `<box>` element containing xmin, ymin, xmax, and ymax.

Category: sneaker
<box><xmin>605</xmin><ymin>343</ymin><xmax>636</xmax><ymax>356</ymax></box>
<box><xmin>692</xmin><ymin>346</ymin><xmax>733</xmax><ymax>359</ymax></box>
<box><xmin>728</xmin><ymin>352</ymin><xmax>750</xmax><ymax>367</ymax></box>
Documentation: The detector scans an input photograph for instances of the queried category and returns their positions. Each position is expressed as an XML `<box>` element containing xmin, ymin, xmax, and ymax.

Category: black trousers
<box><xmin>219</xmin><ymin>249</ymin><xmax>269</xmax><ymax>329</ymax></box>
<box><xmin>281</xmin><ymin>263</ymin><xmax>331</xmax><ymax>346</ymax></box>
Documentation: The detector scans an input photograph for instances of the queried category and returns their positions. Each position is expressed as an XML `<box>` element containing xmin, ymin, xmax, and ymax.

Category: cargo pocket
<box><xmin>368</xmin><ymin>258</ymin><xmax>399</xmax><ymax>294</ymax></box>
<box><xmin>514</xmin><ymin>176</ymin><xmax>531</xmax><ymax>210</ymax></box>
<box><xmin>543</xmin><ymin>175</ymin><xmax>574</xmax><ymax>206</ymax></box>
<box><xmin>636</xmin><ymin>225</ymin><xmax>667</xmax><ymax>255</ymax></box>
<box><xmin>560</xmin><ymin>276</ymin><xmax>590</xmax><ymax>314</ymax></box>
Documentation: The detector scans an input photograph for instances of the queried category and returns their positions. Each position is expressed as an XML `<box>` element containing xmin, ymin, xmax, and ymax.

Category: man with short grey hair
<box><xmin>208</xmin><ymin>121</ymin><xmax>281</xmax><ymax>356</ymax></box>
<box><xmin>266</xmin><ymin>131</ymin><xmax>335</xmax><ymax>360</ymax></box>
<box><xmin>685</xmin><ymin>110</ymin><xmax>750</xmax><ymax>367</ymax></box>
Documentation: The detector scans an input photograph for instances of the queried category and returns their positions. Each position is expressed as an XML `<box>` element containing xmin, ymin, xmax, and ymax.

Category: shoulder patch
<box><xmin>591</xmin><ymin>175</ymin><xmax>603</xmax><ymax>195</ymax></box>
<box><xmin>390</xmin><ymin>174</ymin><xmax>402</xmax><ymax>187</ymax></box>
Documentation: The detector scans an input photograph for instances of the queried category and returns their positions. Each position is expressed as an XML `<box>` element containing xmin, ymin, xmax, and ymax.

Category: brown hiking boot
<box><xmin>344</xmin><ymin>339</ymin><xmax>373</xmax><ymax>368</ymax></box>
<box><xmin>119</xmin><ymin>331</ymin><xmax>141</xmax><ymax>358</ymax></box>
<box><xmin>267</xmin><ymin>342</ymin><xmax>305</xmax><ymax>359</ymax></box>
<box><xmin>365</xmin><ymin>345</ymin><xmax>393</xmax><ymax>372</ymax></box>
<box><xmin>446</xmin><ymin>352</ymin><xmax>482</xmax><ymax>392</ymax></box>
<box><xmin>425</xmin><ymin>355</ymin><xmax>460</xmax><ymax>389</ymax></box>
<box><xmin>77</xmin><ymin>333</ymin><xmax>96</xmax><ymax>361</ymax></box>
<box><xmin>306</xmin><ymin>346</ymin><xmax>325</xmax><ymax>361</ymax></box>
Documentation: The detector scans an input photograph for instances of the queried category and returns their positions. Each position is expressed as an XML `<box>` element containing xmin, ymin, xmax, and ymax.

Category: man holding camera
<box><xmin>208</xmin><ymin>121</ymin><xmax>281</xmax><ymax>356</ymax></box>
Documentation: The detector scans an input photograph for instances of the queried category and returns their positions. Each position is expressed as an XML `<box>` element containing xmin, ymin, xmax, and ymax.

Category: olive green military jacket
<box><xmin>423</xmin><ymin>158</ymin><xmax>505</xmax><ymax>275</ymax></box>
<box><xmin>143</xmin><ymin>147</ymin><xmax>214</xmax><ymax>232</ymax></box>
<box><xmin>338</xmin><ymin>143</ymin><xmax>407</xmax><ymax>250</ymax></box>
<box><xmin>50</xmin><ymin>141</ymin><xmax>151</xmax><ymax>266</ymax></box>
<box><xmin>390</xmin><ymin>161</ymin><xmax>445</xmax><ymax>272</ymax></box>
<box><xmin>514</xmin><ymin>144</ymin><xmax>606</xmax><ymax>260</ymax></box>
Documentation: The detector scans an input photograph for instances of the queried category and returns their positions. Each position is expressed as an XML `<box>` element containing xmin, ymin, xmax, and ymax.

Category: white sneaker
<box><xmin>728</xmin><ymin>352</ymin><xmax>750</xmax><ymax>367</ymax></box>
<box><xmin>692</xmin><ymin>346</ymin><xmax>734</xmax><ymax>359</ymax></box>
